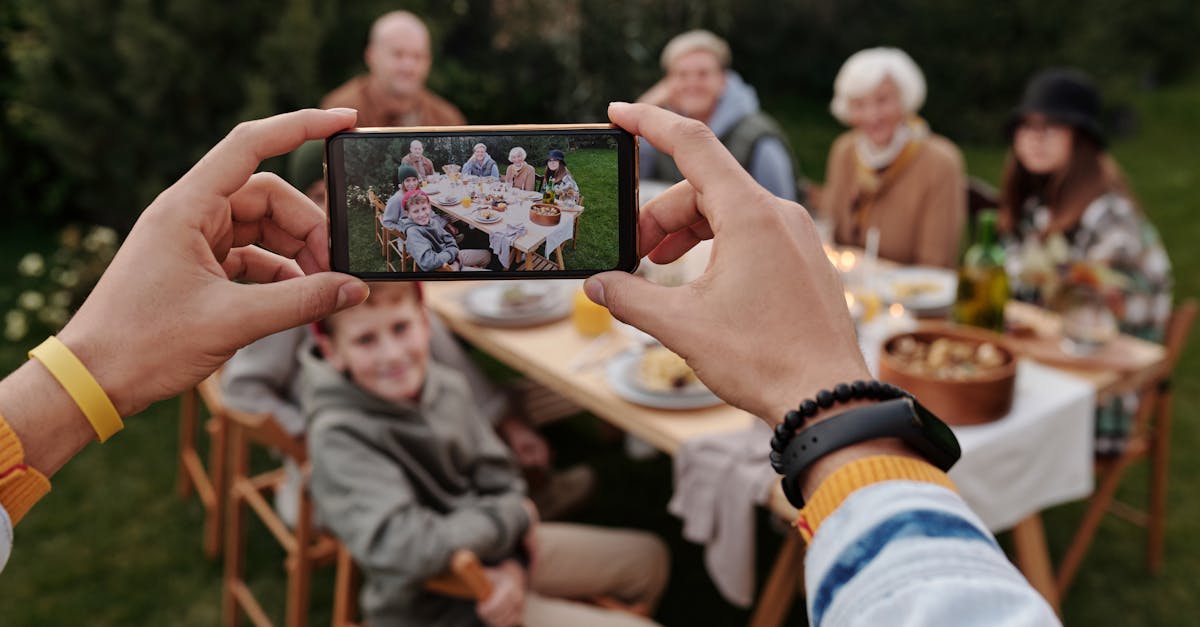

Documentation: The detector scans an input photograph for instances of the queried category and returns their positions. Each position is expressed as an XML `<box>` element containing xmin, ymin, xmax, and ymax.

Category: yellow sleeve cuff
<box><xmin>793</xmin><ymin>455</ymin><xmax>956</xmax><ymax>542</ymax></box>
<box><xmin>0</xmin><ymin>411</ymin><xmax>52</xmax><ymax>525</ymax></box>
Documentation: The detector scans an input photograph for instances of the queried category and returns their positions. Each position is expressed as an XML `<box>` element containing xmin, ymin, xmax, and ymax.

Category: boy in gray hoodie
<box><xmin>304</xmin><ymin>283</ymin><xmax>669</xmax><ymax>627</ymax></box>
<box><xmin>401</xmin><ymin>190</ymin><xmax>491</xmax><ymax>271</ymax></box>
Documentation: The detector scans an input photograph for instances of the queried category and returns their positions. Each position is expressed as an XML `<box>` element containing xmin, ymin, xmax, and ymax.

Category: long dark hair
<box><xmin>999</xmin><ymin>130</ymin><xmax>1133</xmax><ymax>235</ymax></box>
<box><xmin>542</xmin><ymin>158</ymin><xmax>570</xmax><ymax>184</ymax></box>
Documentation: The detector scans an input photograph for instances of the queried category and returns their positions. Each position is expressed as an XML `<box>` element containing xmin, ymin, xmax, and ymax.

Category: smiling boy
<box><xmin>303</xmin><ymin>284</ymin><xmax>669</xmax><ymax>626</ymax></box>
<box><xmin>400</xmin><ymin>190</ymin><xmax>490</xmax><ymax>271</ymax></box>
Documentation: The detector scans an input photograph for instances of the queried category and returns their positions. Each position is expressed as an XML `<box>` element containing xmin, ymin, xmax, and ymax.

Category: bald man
<box><xmin>321</xmin><ymin>11</ymin><xmax>466</xmax><ymax>126</ymax></box>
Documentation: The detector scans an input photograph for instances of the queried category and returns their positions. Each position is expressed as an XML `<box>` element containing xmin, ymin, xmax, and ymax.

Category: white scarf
<box><xmin>855</xmin><ymin>118</ymin><xmax>930</xmax><ymax>170</ymax></box>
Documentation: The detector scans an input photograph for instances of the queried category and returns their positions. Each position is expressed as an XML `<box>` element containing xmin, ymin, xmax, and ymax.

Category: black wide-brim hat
<box><xmin>1004</xmin><ymin>68</ymin><xmax>1106</xmax><ymax>147</ymax></box>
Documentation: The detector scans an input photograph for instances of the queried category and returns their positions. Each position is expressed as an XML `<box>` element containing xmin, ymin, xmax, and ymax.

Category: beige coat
<box><xmin>821</xmin><ymin>131</ymin><xmax>966</xmax><ymax>268</ymax></box>
<box><xmin>504</xmin><ymin>163</ymin><xmax>536</xmax><ymax>191</ymax></box>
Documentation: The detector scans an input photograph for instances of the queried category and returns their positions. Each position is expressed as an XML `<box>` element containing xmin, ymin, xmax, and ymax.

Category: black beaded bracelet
<box><xmin>769</xmin><ymin>380</ymin><xmax>913</xmax><ymax>474</ymax></box>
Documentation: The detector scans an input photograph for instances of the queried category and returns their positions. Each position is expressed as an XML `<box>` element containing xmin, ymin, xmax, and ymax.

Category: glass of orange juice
<box><xmin>572</xmin><ymin>288</ymin><xmax>612</xmax><ymax>337</ymax></box>
<box><xmin>461</xmin><ymin>196</ymin><xmax>472</xmax><ymax>209</ymax></box>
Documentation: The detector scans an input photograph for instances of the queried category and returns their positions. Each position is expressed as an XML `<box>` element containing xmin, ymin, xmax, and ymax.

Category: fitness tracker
<box><xmin>777</xmin><ymin>397</ymin><xmax>961</xmax><ymax>508</ymax></box>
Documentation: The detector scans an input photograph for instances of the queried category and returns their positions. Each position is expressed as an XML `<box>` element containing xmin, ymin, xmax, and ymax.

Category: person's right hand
<box><xmin>56</xmin><ymin>108</ymin><xmax>370</xmax><ymax>417</ymax></box>
<box><xmin>586</xmin><ymin>102</ymin><xmax>871</xmax><ymax>424</ymax></box>
<box><xmin>476</xmin><ymin>560</ymin><xmax>527</xmax><ymax>627</ymax></box>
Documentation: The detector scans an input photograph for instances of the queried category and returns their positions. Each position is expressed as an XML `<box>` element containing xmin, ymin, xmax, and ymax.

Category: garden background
<box><xmin>2</xmin><ymin>0</ymin><xmax>1199</xmax><ymax>624</ymax></box>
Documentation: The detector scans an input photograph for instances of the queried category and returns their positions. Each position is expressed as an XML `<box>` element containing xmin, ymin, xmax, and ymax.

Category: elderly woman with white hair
<box><xmin>502</xmin><ymin>146</ymin><xmax>536</xmax><ymax>190</ymax></box>
<box><xmin>638</xmin><ymin>30</ymin><xmax>799</xmax><ymax>201</ymax></box>
<box><xmin>461</xmin><ymin>142</ymin><xmax>499</xmax><ymax>178</ymax></box>
<box><xmin>819</xmin><ymin>47</ymin><xmax>966</xmax><ymax>268</ymax></box>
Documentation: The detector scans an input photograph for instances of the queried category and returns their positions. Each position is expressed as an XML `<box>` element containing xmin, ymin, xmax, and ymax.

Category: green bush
<box><xmin>3</xmin><ymin>0</ymin><xmax>1197</xmax><ymax>228</ymax></box>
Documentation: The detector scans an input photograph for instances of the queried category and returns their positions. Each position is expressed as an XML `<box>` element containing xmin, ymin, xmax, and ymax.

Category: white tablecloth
<box><xmin>859</xmin><ymin>326</ymin><xmax>1096</xmax><ymax>531</ymax></box>
<box><xmin>949</xmin><ymin>361</ymin><xmax>1096</xmax><ymax>531</ymax></box>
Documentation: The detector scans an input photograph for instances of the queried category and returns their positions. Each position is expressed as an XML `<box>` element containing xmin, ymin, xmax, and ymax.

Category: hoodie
<box><xmin>404</xmin><ymin>218</ymin><xmax>460</xmax><ymax>271</ymax></box>
<box><xmin>461</xmin><ymin>154</ymin><xmax>500</xmax><ymax>178</ymax></box>
<box><xmin>300</xmin><ymin>348</ymin><xmax>529</xmax><ymax>627</ymax></box>
<box><xmin>640</xmin><ymin>71</ymin><xmax>798</xmax><ymax>201</ymax></box>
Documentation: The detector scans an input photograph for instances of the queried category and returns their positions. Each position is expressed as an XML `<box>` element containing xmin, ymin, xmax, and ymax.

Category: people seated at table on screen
<box><xmin>637</xmin><ymin>30</ymin><xmax>799</xmax><ymax>202</ymax></box>
<box><xmin>998</xmin><ymin>68</ymin><xmax>1173</xmax><ymax>455</ymax></box>
<box><xmin>816</xmin><ymin>47</ymin><xmax>966</xmax><ymax>269</ymax></box>
<box><xmin>462</xmin><ymin>142</ymin><xmax>500</xmax><ymax>178</ymax></box>
<box><xmin>402</xmin><ymin>190</ymin><xmax>490</xmax><ymax>271</ymax></box>
<box><xmin>504</xmin><ymin>146</ymin><xmax>537</xmax><ymax>190</ymax></box>
<box><xmin>539</xmin><ymin>149</ymin><xmax>580</xmax><ymax>199</ymax></box>
<box><xmin>302</xmin><ymin>283</ymin><xmax>669</xmax><ymax>626</ymax></box>
<box><xmin>382</xmin><ymin>165</ymin><xmax>433</xmax><ymax>231</ymax></box>
<box><xmin>401</xmin><ymin>139</ymin><xmax>435</xmax><ymax>180</ymax></box>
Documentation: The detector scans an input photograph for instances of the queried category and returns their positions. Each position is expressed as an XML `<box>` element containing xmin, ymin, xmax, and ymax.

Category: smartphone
<box><xmin>326</xmin><ymin>124</ymin><xmax>639</xmax><ymax>280</ymax></box>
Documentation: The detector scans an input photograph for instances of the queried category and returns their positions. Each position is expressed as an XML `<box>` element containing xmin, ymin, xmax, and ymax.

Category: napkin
<box><xmin>668</xmin><ymin>421</ymin><xmax>777</xmax><ymax>607</ymax></box>
<box><xmin>489</xmin><ymin>224</ymin><xmax>526</xmax><ymax>269</ymax></box>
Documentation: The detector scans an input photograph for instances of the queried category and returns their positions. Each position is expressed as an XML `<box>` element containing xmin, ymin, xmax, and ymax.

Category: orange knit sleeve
<box><xmin>0</xmin><ymin>411</ymin><xmax>51</xmax><ymax>524</ymax></box>
<box><xmin>792</xmin><ymin>455</ymin><xmax>957</xmax><ymax>542</ymax></box>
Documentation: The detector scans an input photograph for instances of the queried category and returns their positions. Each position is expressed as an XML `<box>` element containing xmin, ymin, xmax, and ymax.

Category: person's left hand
<box><xmin>56</xmin><ymin>108</ymin><xmax>370</xmax><ymax>417</ymax></box>
<box><xmin>499</xmin><ymin>418</ymin><xmax>551</xmax><ymax>470</ymax></box>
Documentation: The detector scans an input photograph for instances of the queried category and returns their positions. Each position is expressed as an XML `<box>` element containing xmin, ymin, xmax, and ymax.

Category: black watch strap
<box><xmin>778</xmin><ymin>397</ymin><xmax>962</xmax><ymax>508</ymax></box>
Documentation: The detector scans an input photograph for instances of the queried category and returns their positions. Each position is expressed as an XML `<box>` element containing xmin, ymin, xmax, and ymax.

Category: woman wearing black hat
<box><xmin>539</xmin><ymin>148</ymin><xmax>580</xmax><ymax>200</ymax></box>
<box><xmin>1000</xmin><ymin>68</ymin><xmax>1173</xmax><ymax>454</ymax></box>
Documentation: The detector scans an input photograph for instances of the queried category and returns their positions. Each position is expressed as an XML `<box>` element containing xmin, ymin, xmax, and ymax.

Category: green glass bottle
<box><xmin>953</xmin><ymin>210</ymin><xmax>1009</xmax><ymax>332</ymax></box>
<box><xmin>541</xmin><ymin>175</ymin><xmax>556</xmax><ymax>205</ymax></box>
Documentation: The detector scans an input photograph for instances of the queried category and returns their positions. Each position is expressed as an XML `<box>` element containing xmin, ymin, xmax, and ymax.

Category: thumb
<box><xmin>585</xmin><ymin>272</ymin><xmax>681</xmax><ymax>343</ymax></box>
<box><xmin>224</xmin><ymin>273</ymin><xmax>369</xmax><ymax>347</ymax></box>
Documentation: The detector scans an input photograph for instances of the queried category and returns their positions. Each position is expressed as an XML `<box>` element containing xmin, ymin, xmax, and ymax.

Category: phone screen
<box><xmin>326</xmin><ymin>125</ymin><xmax>639</xmax><ymax>279</ymax></box>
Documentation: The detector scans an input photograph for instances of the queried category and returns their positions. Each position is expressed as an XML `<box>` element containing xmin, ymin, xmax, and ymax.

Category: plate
<box><xmin>880</xmin><ymin>267</ymin><xmax>958</xmax><ymax>311</ymax></box>
<box><xmin>462</xmin><ymin>282</ymin><xmax>570</xmax><ymax>327</ymax></box>
<box><xmin>605</xmin><ymin>351</ymin><xmax>723</xmax><ymax>410</ymax></box>
<box><xmin>473</xmin><ymin>210</ymin><xmax>502</xmax><ymax>224</ymax></box>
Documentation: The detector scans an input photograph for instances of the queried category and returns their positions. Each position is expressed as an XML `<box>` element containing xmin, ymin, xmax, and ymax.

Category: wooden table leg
<box><xmin>1011</xmin><ymin>512</ymin><xmax>1061</xmax><ymax>615</ymax></box>
<box><xmin>748</xmin><ymin>533</ymin><xmax>806</xmax><ymax>627</ymax></box>
<box><xmin>554</xmin><ymin>245</ymin><xmax>565</xmax><ymax>270</ymax></box>
<box><xmin>524</xmin><ymin>250</ymin><xmax>533</xmax><ymax>270</ymax></box>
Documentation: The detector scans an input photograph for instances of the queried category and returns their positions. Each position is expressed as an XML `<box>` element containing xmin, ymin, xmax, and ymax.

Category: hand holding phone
<box><xmin>326</xmin><ymin>125</ymin><xmax>639</xmax><ymax>279</ymax></box>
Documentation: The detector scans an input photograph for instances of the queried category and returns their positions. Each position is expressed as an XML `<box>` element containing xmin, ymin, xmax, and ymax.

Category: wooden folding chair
<box><xmin>368</xmin><ymin>189</ymin><xmax>388</xmax><ymax>258</ymax></box>
<box><xmin>222</xmin><ymin>408</ymin><xmax>339</xmax><ymax>627</ymax></box>
<box><xmin>331</xmin><ymin>545</ymin><xmax>493</xmax><ymax>627</ymax></box>
<box><xmin>385</xmin><ymin>229</ymin><xmax>409</xmax><ymax>272</ymax></box>
<box><xmin>178</xmin><ymin>370</ymin><xmax>229</xmax><ymax>559</ymax></box>
<box><xmin>1055</xmin><ymin>299</ymin><xmax>1198</xmax><ymax>597</ymax></box>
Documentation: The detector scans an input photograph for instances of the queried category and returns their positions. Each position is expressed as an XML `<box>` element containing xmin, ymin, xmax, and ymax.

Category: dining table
<box><xmin>420</xmin><ymin>174</ymin><xmax>581</xmax><ymax>270</ymax></box>
<box><xmin>422</xmin><ymin>188</ymin><xmax>1169</xmax><ymax>625</ymax></box>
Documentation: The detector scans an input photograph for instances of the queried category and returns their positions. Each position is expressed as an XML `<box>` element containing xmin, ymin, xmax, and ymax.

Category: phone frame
<box><xmin>326</xmin><ymin>124</ymin><xmax>640</xmax><ymax>280</ymax></box>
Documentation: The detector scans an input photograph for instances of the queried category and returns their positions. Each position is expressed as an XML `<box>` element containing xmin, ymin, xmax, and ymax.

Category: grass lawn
<box><xmin>1</xmin><ymin>76</ymin><xmax>1198</xmax><ymax>625</ymax></box>
<box><xmin>347</xmin><ymin>148</ymin><xmax>620</xmax><ymax>273</ymax></box>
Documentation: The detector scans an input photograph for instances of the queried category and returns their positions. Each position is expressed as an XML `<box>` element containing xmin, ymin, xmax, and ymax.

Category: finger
<box><xmin>583</xmin><ymin>272</ymin><xmax>687</xmax><ymax>347</ymax></box>
<box><xmin>185</xmin><ymin>108</ymin><xmax>356</xmax><ymax>198</ymax></box>
<box><xmin>213</xmin><ymin>274</ymin><xmax>369</xmax><ymax>348</ymax></box>
<box><xmin>609</xmin><ymin>102</ymin><xmax>755</xmax><ymax>196</ymax></box>
<box><xmin>648</xmin><ymin>227</ymin><xmax>711</xmax><ymax>265</ymax></box>
<box><xmin>220</xmin><ymin>246</ymin><xmax>305</xmax><ymax>283</ymax></box>
<box><xmin>228</xmin><ymin>172</ymin><xmax>330</xmax><ymax>274</ymax></box>
<box><xmin>637</xmin><ymin>181</ymin><xmax>706</xmax><ymax>257</ymax></box>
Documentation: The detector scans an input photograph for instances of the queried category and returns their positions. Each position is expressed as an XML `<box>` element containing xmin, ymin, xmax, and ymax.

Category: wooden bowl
<box><xmin>878</xmin><ymin>322</ymin><xmax>1016</xmax><ymax>425</ymax></box>
<box><xmin>529</xmin><ymin>203</ymin><xmax>561</xmax><ymax>226</ymax></box>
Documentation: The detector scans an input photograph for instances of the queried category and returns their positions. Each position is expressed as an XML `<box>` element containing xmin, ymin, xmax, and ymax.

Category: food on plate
<box><xmin>638</xmin><ymin>346</ymin><xmax>699</xmax><ymax>392</ymax></box>
<box><xmin>888</xmin><ymin>335</ymin><xmax>1009</xmax><ymax>380</ymax></box>
<box><xmin>891</xmin><ymin>280</ymin><xmax>945</xmax><ymax>301</ymax></box>
<box><xmin>476</xmin><ymin>209</ymin><xmax>498</xmax><ymax>221</ymax></box>
<box><xmin>493</xmin><ymin>200</ymin><xmax>508</xmax><ymax>211</ymax></box>
<box><xmin>500</xmin><ymin>284</ymin><xmax>547</xmax><ymax>312</ymax></box>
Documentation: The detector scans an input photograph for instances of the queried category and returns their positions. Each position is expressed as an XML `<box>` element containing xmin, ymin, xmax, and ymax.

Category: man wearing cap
<box><xmin>321</xmin><ymin>11</ymin><xmax>465</xmax><ymax>127</ymax></box>
<box><xmin>638</xmin><ymin>30</ymin><xmax>799</xmax><ymax>201</ymax></box>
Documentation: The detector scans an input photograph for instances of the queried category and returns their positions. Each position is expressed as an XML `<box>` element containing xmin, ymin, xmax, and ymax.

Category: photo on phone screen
<box><xmin>326</xmin><ymin>125</ymin><xmax>639</xmax><ymax>280</ymax></box>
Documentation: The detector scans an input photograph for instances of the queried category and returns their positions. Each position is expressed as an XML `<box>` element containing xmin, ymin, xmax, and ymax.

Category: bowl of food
<box><xmin>529</xmin><ymin>203</ymin><xmax>561</xmax><ymax>226</ymax></box>
<box><xmin>492</xmin><ymin>199</ymin><xmax>508</xmax><ymax>212</ymax></box>
<box><xmin>878</xmin><ymin>322</ymin><xmax>1016</xmax><ymax>425</ymax></box>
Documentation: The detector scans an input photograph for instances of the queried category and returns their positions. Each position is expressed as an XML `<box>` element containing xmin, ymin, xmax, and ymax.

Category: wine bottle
<box><xmin>953</xmin><ymin>210</ymin><xmax>1009</xmax><ymax>332</ymax></box>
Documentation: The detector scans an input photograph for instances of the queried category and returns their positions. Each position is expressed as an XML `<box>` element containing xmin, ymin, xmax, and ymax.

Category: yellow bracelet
<box><xmin>28</xmin><ymin>336</ymin><xmax>124</xmax><ymax>443</ymax></box>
